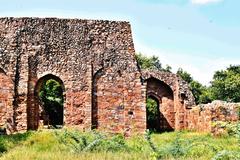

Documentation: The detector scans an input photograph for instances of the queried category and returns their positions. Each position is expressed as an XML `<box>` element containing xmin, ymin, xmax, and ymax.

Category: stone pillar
<box><xmin>174</xmin><ymin>80</ymin><xmax>185</xmax><ymax>130</ymax></box>
<box><xmin>136</xmin><ymin>81</ymin><xmax>147</xmax><ymax>133</ymax></box>
<box><xmin>26</xmin><ymin>50</ymin><xmax>39</xmax><ymax>130</ymax></box>
<box><xmin>14</xmin><ymin>53</ymin><xmax>28</xmax><ymax>132</ymax></box>
<box><xmin>84</xmin><ymin>64</ymin><xmax>92</xmax><ymax>130</ymax></box>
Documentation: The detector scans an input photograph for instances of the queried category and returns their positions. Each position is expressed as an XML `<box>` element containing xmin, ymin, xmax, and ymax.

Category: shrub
<box><xmin>145</xmin><ymin>131</ymin><xmax>221</xmax><ymax>159</ymax></box>
<box><xmin>0</xmin><ymin>141</ymin><xmax>7</xmax><ymax>153</ymax></box>
<box><xmin>54</xmin><ymin>129</ymin><xmax>128</xmax><ymax>153</ymax></box>
<box><xmin>212</xmin><ymin>150</ymin><xmax>240</xmax><ymax>160</ymax></box>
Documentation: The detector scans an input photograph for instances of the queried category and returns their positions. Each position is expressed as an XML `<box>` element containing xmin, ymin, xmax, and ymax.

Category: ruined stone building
<box><xmin>0</xmin><ymin>18</ymin><xmax>237</xmax><ymax>136</ymax></box>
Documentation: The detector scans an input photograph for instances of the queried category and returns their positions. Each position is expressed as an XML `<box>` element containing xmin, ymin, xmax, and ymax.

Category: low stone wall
<box><xmin>186</xmin><ymin>100</ymin><xmax>239</xmax><ymax>133</ymax></box>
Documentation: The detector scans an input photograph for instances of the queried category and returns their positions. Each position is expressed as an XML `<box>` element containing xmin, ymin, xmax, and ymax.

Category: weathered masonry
<box><xmin>0</xmin><ymin>17</ymin><xmax>196</xmax><ymax>135</ymax></box>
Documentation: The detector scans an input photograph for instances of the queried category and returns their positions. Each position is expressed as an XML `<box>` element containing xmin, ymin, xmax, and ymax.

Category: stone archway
<box><xmin>146</xmin><ymin>77</ymin><xmax>175</xmax><ymax>132</ymax></box>
<box><xmin>28</xmin><ymin>74</ymin><xmax>65</xmax><ymax>129</ymax></box>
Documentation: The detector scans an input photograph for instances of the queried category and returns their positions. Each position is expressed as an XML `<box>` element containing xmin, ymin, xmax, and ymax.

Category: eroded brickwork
<box><xmin>1</xmin><ymin>17</ymin><xmax>223</xmax><ymax>136</ymax></box>
<box><xmin>146</xmin><ymin>77</ymin><xmax>175</xmax><ymax>131</ymax></box>
<box><xmin>0</xmin><ymin>69</ymin><xmax>14</xmax><ymax>133</ymax></box>
<box><xmin>141</xmin><ymin>70</ymin><xmax>195</xmax><ymax>130</ymax></box>
<box><xmin>93</xmin><ymin>68</ymin><xmax>145</xmax><ymax>135</ymax></box>
<box><xmin>186</xmin><ymin>100</ymin><xmax>239</xmax><ymax>133</ymax></box>
<box><xmin>0</xmin><ymin>17</ymin><xmax>145</xmax><ymax>135</ymax></box>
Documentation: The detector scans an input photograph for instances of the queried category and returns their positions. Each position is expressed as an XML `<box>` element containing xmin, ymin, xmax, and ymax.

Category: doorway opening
<box><xmin>36</xmin><ymin>75</ymin><xmax>64</xmax><ymax>128</ymax></box>
<box><xmin>146</xmin><ymin>96</ymin><xmax>161</xmax><ymax>132</ymax></box>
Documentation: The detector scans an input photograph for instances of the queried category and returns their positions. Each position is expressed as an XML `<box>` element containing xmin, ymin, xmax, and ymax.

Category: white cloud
<box><xmin>191</xmin><ymin>0</ymin><xmax>223</xmax><ymax>5</ymax></box>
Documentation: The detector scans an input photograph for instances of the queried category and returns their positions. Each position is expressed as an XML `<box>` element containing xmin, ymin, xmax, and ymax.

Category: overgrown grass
<box><xmin>0</xmin><ymin>131</ymin><xmax>31</xmax><ymax>154</ymax></box>
<box><xmin>0</xmin><ymin>129</ymin><xmax>239</xmax><ymax>160</ymax></box>
<box><xmin>146</xmin><ymin>131</ymin><xmax>240</xmax><ymax>160</ymax></box>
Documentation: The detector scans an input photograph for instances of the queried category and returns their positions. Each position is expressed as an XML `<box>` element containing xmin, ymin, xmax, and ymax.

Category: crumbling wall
<box><xmin>141</xmin><ymin>70</ymin><xmax>195</xmax><ymax>130</ymax></box>
<box><xmin>146</xmin><ymin>77</ymin><xmax>175</xmax><ymax>131</ymax></box>
<box><xmin>0</xmin><ymin>17</ymin><xmax>145</xmax><ymax>135</ymax></box>
<box><xmin>0</xmin><ymin>69</ymin><xmax>14</xmax><ymax>133</ymax></box>
<box><xmin>2</xmin><ymin>17</ymin><xmax>226</xmax><ymax>136</ymax></box>
<box><xmin>93</xmin><ymin>67</ymin><xmax>145</xmax><ymax>135</ymax></box>
<box><xmin>0</xmin><ymin>19</ymin><xmax>26</xmax><ymax>132</ymax></box>
<box><xmin>186</xmin><ymin>100</ymin><xmax>239</xmax><ymax>133</ymax></box>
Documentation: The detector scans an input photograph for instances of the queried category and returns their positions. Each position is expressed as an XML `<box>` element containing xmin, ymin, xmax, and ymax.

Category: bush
<box><xmin>145</xmin><ymin>131</ymin><xmax>221</xmax><ymax>159</ymax></box>
<box><xmin>0</xmin><ymin>131</ymin><xmax>31</xmax><ymax>155</ymax></box>
<box><xmin>212</xmin><ymin>150</ymin><xmax>240</xmax><ymax>160</ymax></box>
<box><xmin>0</xmin><ymin>141</ymin><xmax>7</xmax><ymax>153</ymax></box>
<box><xmin>54</xmin><ymin>130</ymin><xmax>128</xmax><ymax>153</ymax></box>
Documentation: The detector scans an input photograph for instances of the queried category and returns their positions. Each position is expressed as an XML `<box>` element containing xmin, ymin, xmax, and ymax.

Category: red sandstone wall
<box><xmin>141</xmin><ymin>70</ymin><xmax>195</xmax><ymax>131</ymax></box>
<box><xmin>0</xmin><ymin>70</ymin><xmax>14</xmax><ymax>133</ymax></box>
<box><xmin>93</xmin><ymin>68</ymin><xmax>145</xmax><ymax>135</ymax></box>
<box><xmin>0</xmin><ymin>18</ymin><xmax>145</xmax><ymax>135</ymax></box>
<box><xmin>146</xmin><ymin>77</ymin><xmax>175</xmax><ymax>130</ymax></box>
<box><xmin>186</xmin><ymin>101</ymin><xmax>239</xmax><ymax>132</ymax></box>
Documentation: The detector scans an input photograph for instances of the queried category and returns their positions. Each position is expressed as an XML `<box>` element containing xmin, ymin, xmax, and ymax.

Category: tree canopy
<box><xmin>136</xmin><ymin>52</ymin><xmax>240</xmax><ymax>104</ymax></box>
<box><xmin>176</xmin><ymin>68</ymin><xmax>193</xmax><ymax>84</ymax></box>
<box><xmin>136</xmin><ymin>53</ymin><xmax>172</xmax><ymax>72</ymax></box>
<box><xmin>210</xmin><ymin>65</ymin><xmax>240</xmax><ymax>102</ymax></box>
<box><xmin>176</xmin><ymin>68</ymin><xmax>212</xmax><ymax>104</ymax></box>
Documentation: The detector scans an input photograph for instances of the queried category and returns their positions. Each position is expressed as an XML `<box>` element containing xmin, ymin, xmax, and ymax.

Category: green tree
<box><xmin>165</xmin><ymin>65</ymin><xmax>172</xmax><ymax>73</ymax></box>
<box><xmin>176</xmin><ymin>68</ymin><xmax>212</xmax><ymax>104</ymax></box>
<box><xmin>136</xmin><ymin>53</ymin><xmax>171</xmax><ymax>72</ymax></box>
<box><xmin>190</xmin><ymin>80</ymin><xmax>212</xmax><ymax>104</ymax></box>
<box><xmin>210</xmin><ymin>65</ymin><xmax>240</xmax><ymax>102</ymax></box>
<box><xmin>176</xmin><ymin>68</ymin><xmax>193</xmax><ymax>84</ymax></box>
<box><xmin>39</xmin><ymin>79</ymin><xmax>63</xmax><ymax>104</ymax></box>
<box><xmin>39</xmin><ymin>79</ymin><xmax>64</xmax><ymax>126</ymax></box>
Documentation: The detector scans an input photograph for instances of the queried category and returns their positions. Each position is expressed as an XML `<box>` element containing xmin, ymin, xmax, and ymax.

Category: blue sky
<box><xmin>0</xmin><ymin>0</ymin><xmax>239</xmax><ymax>85</ymax></box>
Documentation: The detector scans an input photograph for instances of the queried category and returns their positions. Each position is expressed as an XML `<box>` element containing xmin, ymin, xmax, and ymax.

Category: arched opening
<box><xmin>146</xmin><ymin>77</ymin><xmax>175</xmax><ymax>132</ymax></box>
<box><xmin>92</xmin><ymin>69</ymin><xmax>104</xmax><ymax>129</ymax></box>
<box><xmin>35</xmin><ymin>74</ymin><xmax>65</xmax><ymax>128</ymax></box>
<box><xmin>146</xmin><ymin>95</ymin><xmax>161</xmax><ymax>132</ymax></box>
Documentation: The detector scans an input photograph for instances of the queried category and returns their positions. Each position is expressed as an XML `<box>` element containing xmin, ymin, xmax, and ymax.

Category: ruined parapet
<box><xmin>187</xmin><ymin>100</ymin><xmax>240</xmax><ymax>134</ymax></box>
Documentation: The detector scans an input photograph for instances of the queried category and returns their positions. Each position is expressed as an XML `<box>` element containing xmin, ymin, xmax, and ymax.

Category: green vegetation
<box><xmin>0</xmin><ymin>130</ymin><xmax>239</xmax><ymax>160</ymax></box>
<box><xmin>176</xmin><ymin>68</ymin><xmax>212</xmax><ymax>104</ymax></box>
<box><xmin>136</xmin><ymin>53</ymin><xmax>172</xmax><ymax>72</ymax></box>
<box><xmin>39</xmin><ymin>79</ymin><xmax>63</xmax><ymax>106</ymax></box>
<box><xmin>177</xmin><ymin>65</ymin><xmax>240</xmax><ymax>104</ymax></box>
<box><xmin>136</xmin><ymin>53</ymin><xmax>240</xmax><ymax>104</ymax></box>
<box><xmin>0</xmin><ymin>132</ymin><xmax>31</xmax><ymax>154</ymax></box>
<box><xmin>146</xmin><ymin>97</ymin><xmax>161</xmax><ymax>132</ymax></box>
<box><xmin>39</xmin><ymin>79</ymin><xmax>64</xmax><ymax>126</ymax></box>
<box><xmin>210</xmin><ymin>65</ymin><xmax>240</xmax><ymax>103</ymax></box>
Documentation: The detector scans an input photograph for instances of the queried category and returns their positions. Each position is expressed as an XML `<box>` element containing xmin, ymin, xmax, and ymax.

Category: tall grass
<box><xmin>0</xmin><ymin>131</ymin><xmax>31</xmax><ymax>154</ymax></box>
<box><xmin>0</xmin><ymin>129</ymin><xmax>239</xmax><ymax>160</ymax></box>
